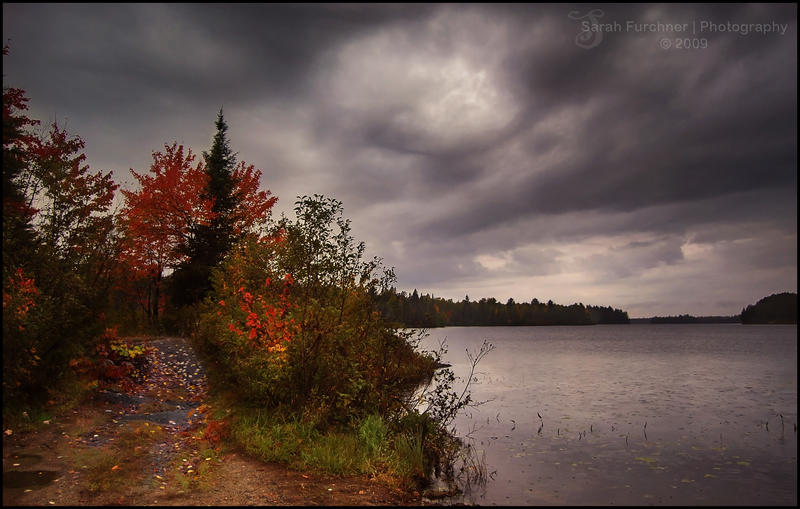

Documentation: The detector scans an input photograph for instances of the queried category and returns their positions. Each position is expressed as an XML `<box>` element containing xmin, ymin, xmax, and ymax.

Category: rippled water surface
<box><xmin>418</xmin><ymin>324</ymin><xmax>797</xmax><ymax>505</ymax></box>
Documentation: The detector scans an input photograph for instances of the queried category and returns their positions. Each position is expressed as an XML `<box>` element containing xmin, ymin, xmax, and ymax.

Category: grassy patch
<box><xmin>64</xmin><ymin>407</ymin><xmax>108</xmax><ymax>437</ymax></box>
<box><xmin>160</xmin><ymin>435</ymin><xmax>224</xmax><ymax>495</ymax></box>
<box><xmin>228</xmin><ymin>405</ymin><xmax>436</xmax><ymax>488</ymax></box>
<box><xmin>232</xmin><ymin>408</ymin><xmax>317</xmax><ymax>467</ymax></box>
<box><xmin>3</xmin><ymin>374</ymin><xmax>93</xmax><ymax>434</ymax></box>
<box><xmin>301</xmin><ymin>432</ymin><xmax>362</xmax><ymax>475</ymax></box>
<box><xmin>70</xmin><ymin>420</ymin><xmax>166</xmax><ymax>493</ymax></box>
<box><xmin>389</xmin><ymin>430</ymin><xmax>426</xmax><ymax>482</ymax></box>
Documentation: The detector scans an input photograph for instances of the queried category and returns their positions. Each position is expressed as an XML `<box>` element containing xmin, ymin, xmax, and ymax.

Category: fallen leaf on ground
<box><xmin>111</xmin><ymin>465</ymin><xmax>121</xmax><ymax>471</ymax></box>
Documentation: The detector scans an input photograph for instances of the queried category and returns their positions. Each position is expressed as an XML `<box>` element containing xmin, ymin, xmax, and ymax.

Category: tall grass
<box><xmin>230</xmin><ymin>406</ymin><xmax>435</xmax><ymax>487</ymax></box>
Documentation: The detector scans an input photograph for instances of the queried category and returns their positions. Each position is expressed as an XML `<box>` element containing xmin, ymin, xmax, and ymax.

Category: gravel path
<box><xmin>3</xmin><ymin>336</ymin><xmax>421</xmax><ymax>506</ymax></box>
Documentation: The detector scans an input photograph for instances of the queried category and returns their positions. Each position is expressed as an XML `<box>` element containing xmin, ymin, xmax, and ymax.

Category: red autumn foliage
<box><xmin>203</xmin><ymin>417</ymin><xmax>230</xmax><ymax>445</ymax></box>
<box><xmin>225</xmin><ymin>273</ymin><xmax>298</xmax><ymax>353</ymax></box>
<box><xmin>230</xmin><ymin>161</ymin><xmax>278</xmax><ymax>235</ymax></box>
<box><xmin>2</xmin><ymin>268</ymin><xmax>40</xmax><ymax>327</ymax></box>
<box><xmin>29</xmin><ymin>122</ymin><xmax>118</xmax><ymax>255</ymax></box>
<box><xmin>121</xmin><ymin>143</ymin><xmax>215</xmax><ymax>281</ymax></box>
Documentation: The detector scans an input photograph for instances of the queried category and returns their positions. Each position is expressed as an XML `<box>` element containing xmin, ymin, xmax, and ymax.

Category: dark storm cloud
<box><xmin>4</xmin><ymin>4</ymin><xmax>435</xmax><ymax>104</ymax></box>
<box><xmin>409</xmin><ymin>3</ymin><xmax>797</xmax><ymax>241</ymax></box>
<box><xmin>3</xmin><ymin>3</ymin><xmax>796</xmax><ymax>316</ymax></box>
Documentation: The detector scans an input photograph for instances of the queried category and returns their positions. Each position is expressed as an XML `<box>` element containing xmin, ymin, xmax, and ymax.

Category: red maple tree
<box><xmin>120</xmin><ymin>143</ymin><xmax>214</xmax><ymax>321</ymax></box>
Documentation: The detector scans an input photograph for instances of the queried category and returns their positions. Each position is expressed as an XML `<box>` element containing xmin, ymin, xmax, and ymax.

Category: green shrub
<box><xmin>196</xmin><ymin>195</ymin><xmax>435</xmax><ymax>422</ymax></box>
<box><xmin>358</xmin><ymin>414</ymin><xmax>388</xmax><ymax>456</ymax></box>
<box><xmin>195</xmin><ymin>195</ymin><xmax>487</xmax><ymax>486</ymax></box>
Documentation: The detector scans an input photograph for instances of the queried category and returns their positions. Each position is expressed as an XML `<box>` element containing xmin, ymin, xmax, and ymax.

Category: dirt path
<box><xmin>2</xmin><ymin>336</ymin><xmax>422</xmax><ymax>506</ymax></box>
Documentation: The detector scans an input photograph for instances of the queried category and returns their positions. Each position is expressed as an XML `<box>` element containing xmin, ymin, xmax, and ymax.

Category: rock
<box><xmin>422</xmin><ymin>477</ymin><xmax>460</xmax><ymax>499</ymax></box>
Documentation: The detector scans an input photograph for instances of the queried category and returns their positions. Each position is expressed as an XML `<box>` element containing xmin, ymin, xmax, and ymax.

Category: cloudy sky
<box><xmin>3</xmin><ymin>3</ymin><xmax>796</xmax><ymax>317</ymax></box>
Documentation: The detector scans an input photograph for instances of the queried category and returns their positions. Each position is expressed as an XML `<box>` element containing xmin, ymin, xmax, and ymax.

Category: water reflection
<box><xmin>418</xmin><ymin>324</ymin><xmax>797</xmax><ymax>505</ymax></box>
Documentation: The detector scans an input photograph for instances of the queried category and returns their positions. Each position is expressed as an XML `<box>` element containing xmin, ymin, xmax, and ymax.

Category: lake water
<box><xmin>417</xmin><ymin>324</ymin><xmax>797</xmax><ymax>505</ymax></box>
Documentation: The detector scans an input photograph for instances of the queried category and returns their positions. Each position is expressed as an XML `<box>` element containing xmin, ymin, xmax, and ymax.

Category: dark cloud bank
<box><xmin>3</xmin><ymin>3</ymin><xmax>796</xmax><ymax>316</ymax></box>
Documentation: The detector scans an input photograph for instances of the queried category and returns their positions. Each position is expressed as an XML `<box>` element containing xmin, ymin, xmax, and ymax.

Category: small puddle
<box><xmin>3</xmin><ymin>470</ymin><xmax>60</xmax><ymax>489</ymax></box>
<box><xmin>9</xmin><ymin>453</ymin><xmax>43</xmax><ymax>467</ymax></box>
<box><xmin>119</xmin><ymin>405</ymin><xmax>202</xmax><ymax>428</ymax></box>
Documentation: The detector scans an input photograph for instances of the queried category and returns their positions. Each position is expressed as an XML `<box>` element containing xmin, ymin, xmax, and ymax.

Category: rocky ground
<box><xmin>2</xmin><ymin>336</ymin><xmax>423</xmax><ymax>506</ymax></box>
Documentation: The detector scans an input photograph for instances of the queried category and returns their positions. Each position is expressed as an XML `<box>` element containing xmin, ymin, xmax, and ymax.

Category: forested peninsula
<box><xmin>628</xmin><ymin>292</ymin><xmax>797</xmax><ymax>324</ymax></box>
<box><xmin>740</xmin><ymin>292</ymin><xmax>797</xmax><ymax>324</ymax></box>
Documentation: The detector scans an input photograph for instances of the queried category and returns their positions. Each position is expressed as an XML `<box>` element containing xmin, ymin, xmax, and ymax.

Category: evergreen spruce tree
<box><xmin>201</xmin><ymin>108</ymin><xmax>238</xmax><ymax>256</ymax></box>
<box><xmin>170</xmin><ymin>108</ymin><xmax>239</xmax><ymax>305</ymax></box>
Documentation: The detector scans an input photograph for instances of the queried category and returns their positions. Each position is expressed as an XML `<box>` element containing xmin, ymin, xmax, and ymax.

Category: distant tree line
<box><xmin>740</xmin><ymin>292</ymin><xmax>797</xmax><ymax>324</ymax></box>
<box><xmin>375</xmin><ymin>289</ymin><xmax>630</xmax><ymax>327</ymax></box>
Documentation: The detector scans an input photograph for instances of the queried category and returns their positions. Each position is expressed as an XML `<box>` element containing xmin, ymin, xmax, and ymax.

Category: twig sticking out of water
<box><xmin>590</xmin><ymin>424</ymin><xmax>592</xmax><ymax>433</ymax></box>
<box><xmin>625</xmin><ymin>433</ymin><xmax>629</xmax><ymax>447</ymax></box>
<box><xmin>537</xmin><ymin>423</ymin><xmax>543</xmax><ymax>435</ymax></box>
<box><xmin>510</xmin><ymin>419</ymin><xmax>516</xmax><ymax>431</ymax></box>
<box><xmin>557</xmin><ymin>428</ymin><xmax>560</xmax><ymax>436</ymax></box>
<box><xmin>765</xmin><ymin>420</ymin><xmax>769</xmax><ymax>432</ymax></box>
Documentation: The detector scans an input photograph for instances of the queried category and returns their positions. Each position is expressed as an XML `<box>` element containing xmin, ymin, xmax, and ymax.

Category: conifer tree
<box><xmin>171</xmin><ymin>109</ymin><xmax>234</xmax><ymax>304</ymax></box>
<box><xmin>200</xmin><ymin>108</ymin><xmax>238</xmax><ymax>259</ymax></box>
<box><xmin>170</xmin><ymin>108</ymin><xmax>277</xmax><ymax>306</ymax></box>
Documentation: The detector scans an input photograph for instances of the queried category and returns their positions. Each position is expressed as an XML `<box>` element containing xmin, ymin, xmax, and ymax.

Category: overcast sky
<box><xmin>3</xmin><ymin>3</ymin><xmax>797</xmax><ymax>317</ymax></box>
